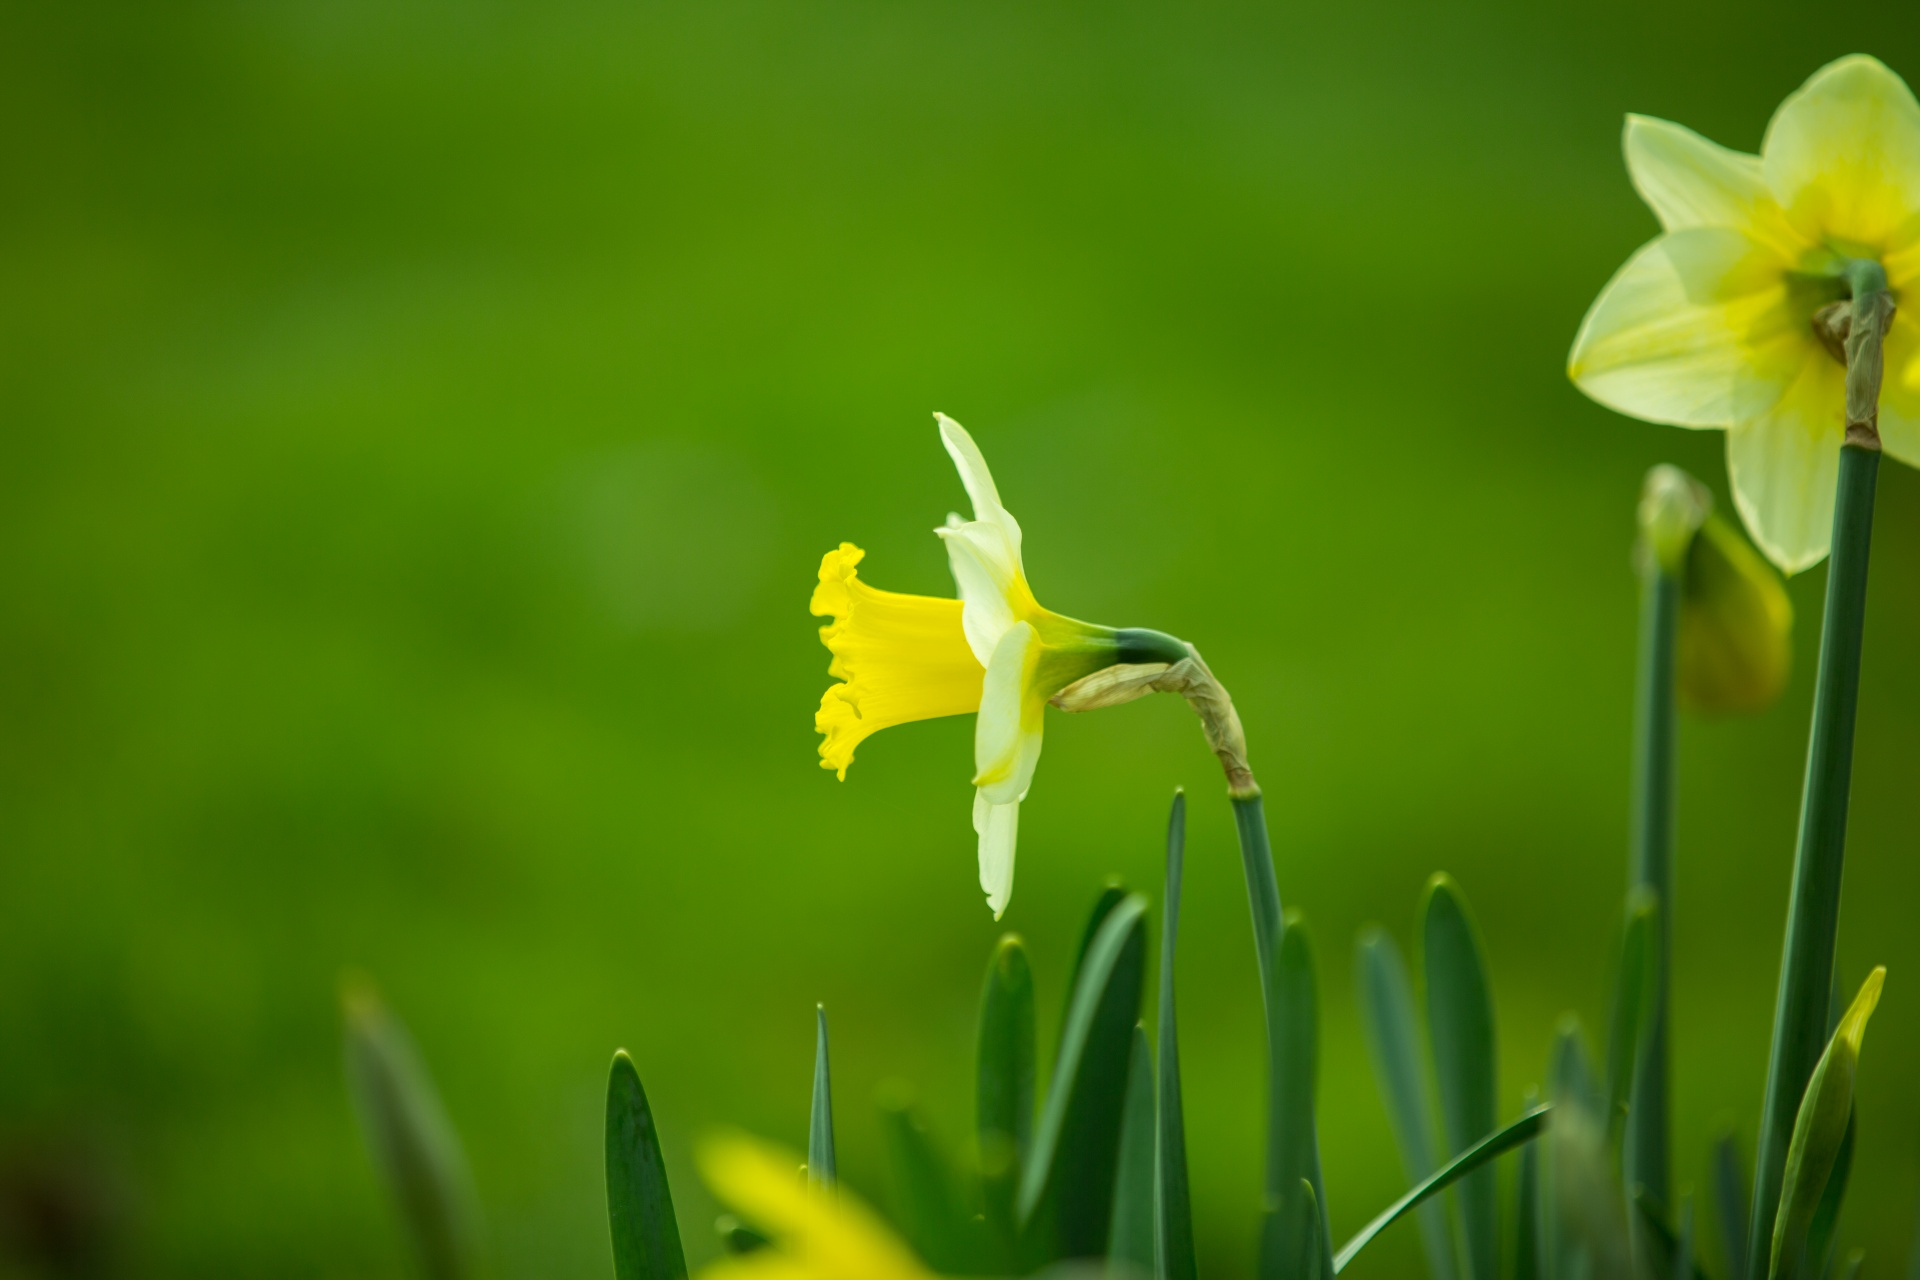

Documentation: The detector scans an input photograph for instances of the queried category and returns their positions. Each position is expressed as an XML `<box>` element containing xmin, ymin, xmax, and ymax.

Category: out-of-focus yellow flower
<box><xmin>696</xmin><ymin>1133</ymin><xmax>935</xmax><ymax>1280</ymax></box>
<box><xmin>810</xmin><ymin>415</ymin><xmax>1186</xmax><ymax>917</ymax></box>
<box><xmin>1570</xmin><ymin>54</ymin><xmax>1920</xmax><ymax>573</ymax></box>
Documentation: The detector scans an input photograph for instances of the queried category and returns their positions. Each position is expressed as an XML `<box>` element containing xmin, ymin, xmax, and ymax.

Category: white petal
<box><xmin>1761</xmin><ymin>54</ymin><xmax>1920</xmax><ymax>250</ymax></box>
<box><xmin>1725</xmin><ymin>350</ymin><xmax>1847</xmax><ymax>574</ymax></box>
<box><xmin>973</xmin><ymin>789</ymin><xmax>1020</xmax><ymax>919</ymax></box>
<box><xmin>1624</xmin><ymin>115</ymin><xmax>1804</xmax><ymax>258</ymax></box>
<box><xmin>937</xmin><ymin>520</ymin><xmax>1022</xmax><ymax>664</ymax></box>
<box><xmin>935</xmin><ymin>413</ymin><xmax>1024</xmax><ymax>562</ymax></box>
<box><xmin>1569</xmin><ymin>227</ymin><xmax>1806</xmax><ymax>428</ymax></box>
<box><xmin>974</xmin><ymin>621</ymin><xmax>1043</xmax><ymax>806</ymax></box>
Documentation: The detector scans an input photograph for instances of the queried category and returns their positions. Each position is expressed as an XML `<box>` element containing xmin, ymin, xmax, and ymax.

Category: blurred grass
<box><xmin>6</xmin><ymin>2</ymin><xmax>1920</xmax><ymax>1277</ymax></box>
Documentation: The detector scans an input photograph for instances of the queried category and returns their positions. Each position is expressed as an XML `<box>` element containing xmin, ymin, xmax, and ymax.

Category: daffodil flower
<box><xmin>811</xmin><ymin>415</ymin><xmax>1187</xmax><ymax>917</ymax></box>
<box><xmin>1569</xmin><ymin>54</ymin><xmax>1920</xmax><ymax>573</ymax></box>
<box><xmin>696</xmin><ymin>1132</ymin><xmax>936</xmax><ymax>1280</ymax></box>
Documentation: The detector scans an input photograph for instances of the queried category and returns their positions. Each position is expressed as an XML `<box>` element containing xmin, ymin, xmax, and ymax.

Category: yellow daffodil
<box><xmin>810</xmin><ymin>414</ymin><xmax>1187</xmax><ymax>917</ymax></box>
<box><xmin>1570</xmin><ymin>54</ymin><xmax>1920</xmax><ymax>573</ymax></box>
<box><xmin>696</xmin><ymin>1132</ymin><xmax>936</xmax><ymax>1280</ymax></box>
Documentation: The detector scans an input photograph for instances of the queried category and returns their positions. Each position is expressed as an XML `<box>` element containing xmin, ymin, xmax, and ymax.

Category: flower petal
<box><xmin>1624</xmin><ymin>115</ymin><xmax>1803</xmax><ymax>248</ymax></box>
<box><xmin>1878</xmin><ymin>307</ymin><xmax>1920</xmax><ymax>467</ymax></box>
<box><xmin>1761</xmin><ymin>55</ymin><xmax>1920</xmax><ymax>252</ymax></box>
<box><xmin>1569</xmin><ymin>227</ymin><xmax>1809</xmax><ymax>427</ymax></box>
<box><xmin>1725</xmin><ymin>349</ymin><xmax>1847</xmax><ymax>574</ymax></box>
<box><xmin>937</xmin><ymin>520</ymin><xmax>1024</xmax><ymax>664</ymax></box>
<box><xmin>973</xmin><ymin>789</ymin><xmax>1020</xmax><ymax>919</ymax></box>
<box><xmin>936</xmin><ymin>413</ymin><xmax>1024</xmax><ymax>561</ymax></box>
<box><xmin>974</xmin><ymin>621</ymin><xmax>1044</xmax><ymax>806</ymax></box>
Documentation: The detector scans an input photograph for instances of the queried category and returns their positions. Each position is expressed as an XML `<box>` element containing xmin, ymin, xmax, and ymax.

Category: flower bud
<box><xmin>1676</xmin><ymin>513</ymin><xmax>1792</xmax><ymax>715</ymax></box>
<box><xmin>1636</xmin><ymin>464</ymin><xmax>1712</xmax><ymax>577</ymax></box>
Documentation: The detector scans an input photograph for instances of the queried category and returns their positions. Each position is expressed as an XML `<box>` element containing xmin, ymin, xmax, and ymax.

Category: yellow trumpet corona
<box><xmin>1570</xmin><ymin>54</ymin><xmax>1920</xmax><ymax>573</ymax></box>
<box><xmin>810</xmin><ymin>414</ymin><xmax>1185</xmax><ymax>918</ymax></box>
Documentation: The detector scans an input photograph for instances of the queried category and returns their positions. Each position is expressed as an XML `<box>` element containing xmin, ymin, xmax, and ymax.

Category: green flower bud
<box><xmin>1677</xmin><ymin>513</ymin><xmax>1793</xmax><ymax>716</ymax></box>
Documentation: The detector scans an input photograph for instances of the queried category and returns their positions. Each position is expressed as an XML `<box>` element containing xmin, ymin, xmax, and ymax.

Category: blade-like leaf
<box><xmin>1676</xmin><ymin>1195</ymin><xmax>1696</xmax><ymax>1280</ymax></box>
<box><xmin>1713</xmin><ymin>1132</ymin><xmax>1751</xmax><ymax>1280</ymax></box>
<box><xmin>1421</xmin><ymin>875</ymin><xmax>1498</xmax><ymax>1280</ymax></box>
<box><xmin>1334</xmin><ymin>1105</ymin><xmax>1551</xmax><ymax>1273</ymax></box>
<box><xmin>1544</xmin><ymin>1018</ymin><xmax>1630</xmax><ymax>1280</ymax></box>
<box><xmin>1107</xmin><ymin>1026</ymin><xmax>1156</xmax><ymax>1273</ymax></box>
<box><xmin>1270</xmin><ymin>913</ymin><xmax>1331</xmax><ymax>1274</ymax></box>
<box><xmin>809</xmin><ymin>1005</ymin><xmax>836</xmax><ymax>1187</ymax></box>
<box><xmin>1263</xmin><ymin>1180</ymin><xmax>1324</xmax><ymax>1280</ymax></box>
<box><xmin>1804</xmin><ymin>1108</ymin><xmax>1855</xmax><ymax>1278</ymax></box>
<box><xmin>879</xmin><ymin>1083</ymin><xmax>977</xmax><ymax>1273</ymax></box>
<box><xmin>1356</xmin><ymin>926</ymin><xmax>1456</xmax><ymax>1280</ymax></box>
<box><xmin>1631</xmin><ymin>1187</ymin><xmax>1711</xmax><ymax>1280</ymax></box>
<box><xmin>1769</xmin><ymin>968</ymin><xmax>1884</xmax><ymax>1280</ymax></box>
<box><xmin>1018</xmin><ymin>892</ymin><xmax>1149</xmax><ymax>1262</ymax></box>
<box><xmin>1062</xmin><ymin>882</ymin><xmax>1129</xmax><ymax>1037</ymax></box>
<box><xmin>343</xmin><ymin>982</ymin><xmax>483</xmax><ymax>1280</ymax></box>
<box><xmin>606</xmin><ymin>1051</ymin><xmax>688</xmax><ymax>1280</ymax></box>
<box><xmin>1607</xmin><ymin>888</ymin><xmax>1660</xmax><ymax>1147</ymax></box>
<box><xmin>978</xmin><ymin>933</ymin><xmax>1036</xmax><ymax>1258</ymax></box>
<box><xmin>1156</xmin><ymin>792</ymin><xmax>1196</xmax><ymax>1280</ymax></box>
<box><xmin>1513</xmin><ymin>1089</ymin><xmax>1541</xmax><ymax>1280</ymax></box>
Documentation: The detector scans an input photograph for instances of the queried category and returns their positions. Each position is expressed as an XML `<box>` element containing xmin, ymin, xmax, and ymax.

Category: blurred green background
<box><xmin>7</xmin><ymin>3</ymin><xmax>1920</xmax><ymax>1277</ymax></box>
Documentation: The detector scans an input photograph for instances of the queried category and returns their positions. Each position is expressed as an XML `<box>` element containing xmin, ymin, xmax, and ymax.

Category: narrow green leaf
<box><xmin>605</xmin><ymin>1051</ymin><xmax>688</xmax><ymax>1280</ymax></box>
<box><xmin>1607</xmin><ymin>888</ymin><xmax>1660</xmax><ymax>1149</ymax></box>
<box><xmin>1063</xmin><ymin>882</ymin><xmax>1129</xmax><ymax>1034</ymax></box>
<box><xmin>1838</xmin><ymin>1248</ymin><xmax>1864</xmax><ymax>1280</ymax></box>
<box><xmin>1018</xmin><ymin>892</ymin><xmax>1149</xmax><ymax>1262</ymax></box>
<box><xmin>1544</xmin><ymin>1019</ymin><xmax>1630</xmax><ymax>1280</ymax></box>
<box><xmin>1263</xmin><ymin>1180</ymin><xmax>1324</xmax><ymax>1280</ymax></box>
<box><xmin>1156</xmin><ymin>792</ymin><xmax>1196</xmax><ymax>1280</ymax></box>
<box><xmin>879</xmin><ymin>1083</ymin><xmax>977</xmax><ymax>1273</ymax></box>
<box><xmin>1676</xmin><ymin>1195</ymin><xmax>1696</xmax><ymax>1280</ymax></box>
<box><xmin>1421</xmin><ymin>874</ymin><xmax>1498</xmax><ymax>1280</ymax></box>
<box><xmin>1513</xmin><ymin>1089</ymin><xmax>1542</xmax><ymax>1280</ymax></box>
<box><xmin>1769</xmin><ymin>969</ymin><xmax>1884</xmax><ymax>1280</ymax></box>
<box><xmin>1355</xmin><ymin>926</ymin><xmax>1457</xmax><ymax>1280</ymax></box>
<box><xmin>1549</xmin><ymin>1016</ymin><xmax>1602</xmax><ymax>1118</ymax></box>
<box><xmin>1803</xmin><ymin>1109</ymin><xmax>1855</xmax><ymax>1278</ymax></box>
<box><xmin>343</xmin><ymin>982</ymin><xmax>482</xmax><ymax>1280</ymax></box>
<box><xmin>1107</xmin><ymin>1026</ymin><xmax>1156</xmax><ymax>1273</ymax></box>
<box><xmin>1272</xmin><ymin>913</ymin><xmax>1331</xmax><ymax>1274</ymax></box>
<box><xmin>1714</xmin><ymin>1132</ymin><xmax>1752</xmax><ymax>1280</ymax></box>
<box><xmin>1631</xmin><ymin>1188</ymin><xmax>1711</xmax><ymax>1280</ymax></box>
<box><xmin>1334</xmin><ymin>1105</ymin><xmax>1550</xmax><ymax>1274</ymax></box>
<box><xmin>978</xmin><ymin>934</ymin><xmax>1036</xmax><ymax>1261</ymax></box>
<box><xmin>809</xmin><ymin>1005</ymin><xmax>835</xmax><ymax>1188</ymax></box>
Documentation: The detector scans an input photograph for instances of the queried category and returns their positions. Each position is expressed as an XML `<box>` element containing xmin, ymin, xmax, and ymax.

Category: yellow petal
<box><xmin>696</xmin><ymin>1133</ymin><xmax>933</xmax><ymax>1280</ymax></box>
<box><xmin>1624</xmin><ymin>115</ymin><xmax>1807</xmax><ymax>258</ymax></box>
<box><xmin>1569</xmin><ymin>228</ymin><xmax>1810</xmax><ymax>427</ymax></box>
<box><xmin>973</xmin><ymin>789</ymin><xmax>1020</xmax><ymax>919</ymax></box>
<box><xmin>1877</xmin><ymin>308</ymin><xmax>1920</xmax><ymax>466</ymax></box>
<box><xmin>1761</xmin><ymin>55</ymin><xmax>1920</xmax><ymax>253</ymax></box>
<box><xmin>811</xmin><ymin>544</ymin><xmax>984</xmax><ymax>778</ymax></box>
<box><xmin>1725</xmin><ymin>352</ymin><xmax>1847</xmax><ymax>573</ymax></box>
<box><xmin>973</xmin><ymin>621</ymin><xmax>1045</xmax><ymax>806</ymax></box>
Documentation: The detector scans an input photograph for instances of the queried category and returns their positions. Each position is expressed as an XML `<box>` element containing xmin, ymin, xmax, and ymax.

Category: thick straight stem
<box><xmin>1626</xmin><ymin>567</ymin><xmax>1677</xmax><ymax>1208</ymax></box>
<box><xmin>1746</xmin><ymin>442</ymin><xmax>1879</xmax><ymax>1278</ymax></box>
<box><xmin>1230</xmin><ymin>792</ymin><xmax>1330</xmax><ymax>1264</ymax></box>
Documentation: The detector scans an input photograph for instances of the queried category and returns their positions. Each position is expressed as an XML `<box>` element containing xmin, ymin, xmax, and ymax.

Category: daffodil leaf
<box><xmin>1018</xmin><ymin>891</ymin><xmax>1148</xmax><ymax>1262</ymax></box>
<box><xmin>1333</xmin><ymin>1105</ymin><xmax>1550</xmax><ymax>1274</ymax></box>
<box><xmin>1768</xmin><ymin>968</ymin><xmax>1883</xmax><ymax>1280</ymax></box>
<box><xmin>343</xmin><ymin>983</ymin><xmax>483</xmax><ymax>1280</ymax></box>
<box><xmin>1270</xmin><ymin>912</ymin><xmax>1331</xmax><ymax>1275</ymax></box>
<box><xmin>605</xmin><ymin>1051</ymin><xmax>688</xmax><ymax>1280</ymax></box>
<box><xmin>1421</xmin><ymin>874</ymin><xmax>1498</xmax><ymax>1280</ymax></box>
<box><xmin>1630</xmin><ymin>1188</ymin><xmax>1711</xmax><ymax>1280</ymax></box>
<box><xmin>809</xmin><ymin>1005</ymin><xmax>835</xmax><ymax>1187</ymax></box>
<box><xmin>1355</xmin><ymin>925</ymin><xmax>1456</xmax><ymax>1280</ymax></box>
<box><xmin>1261</xmin><ymin>1180</ymin><xmax>1322</xmax><ymax>1280</ymax></box>
<box><xmin>977</xmin><ymin>934</ymin><xmax>1035</xmax><ymax>1261</ymax></box>
<box><xmin>1061</xmin><ymin>882</ymin><xmax>1129</xmax><ymax>1042</ymax></box>
<box><xmin>1544</xmin><ymin>1018</ymin><xmax>1632</xmax><ymax>1279</ymax></box>
<box><xmin>1802</xmin><ymin>1106</ymin><xmax>1855</xmax><ymax>1279</ymax></box>
<box><xmin>1711</xmin><ymin>1132</ymin><xmax>1751</xmax><ymax>1280</ymax></box>
<box><xmin>1157</xmin><ymin>792</ymin><xmax>1197</xmax><ymax>1280</ymax></box>
<box><xmin>1605</xmin><ymin>888</ymin><xmax>1660</xmax><ymax>1146</ymax></box>
<box><xmin>1105</xmin><ymin>1025</ymin><xmax>1156</xmax><ymax>1274</ymax></box>
<box><xmin>1512</xmin><ymin>1090</ymin><xmax>1542</xmax><ymax>1280</ymax></box>
<box><xmin>878</xmin><ymin>1083</ymin><xmax>978</xmax><ymax>1273</ymax></box>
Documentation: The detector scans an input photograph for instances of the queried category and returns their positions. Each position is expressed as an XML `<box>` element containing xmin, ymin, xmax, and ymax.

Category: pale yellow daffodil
<box><xmin>810</xmin><ymin>414</ymin><xmax>1186</xmax><ymax>917</ymax></box>
<box><xmin>696</xmin><ymin>1132</ymin><xmax>935</xmax><ymax>1280</ymax></box>
<box><xmin>1570</xmin><ymin>54</ymin><xmax>1920</xmax><ymax>573</ymax></box>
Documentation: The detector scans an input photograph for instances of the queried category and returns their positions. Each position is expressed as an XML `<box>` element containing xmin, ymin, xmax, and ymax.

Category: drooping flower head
<box><xmin>810</xmin><ymin>415</ymin><xmax>1187</xmax><ymax>917</ymax></box>
<box><xmin>1570</xmin><ymin>55</ymin><xmax>1920</xmax><ymax>572</ymax></box>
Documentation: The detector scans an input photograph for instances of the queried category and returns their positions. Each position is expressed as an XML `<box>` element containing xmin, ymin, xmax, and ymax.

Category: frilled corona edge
<box><xmin>809</xmin><ymin>543</ymin><xmax>984</xmax><ymax>779</ymax></box>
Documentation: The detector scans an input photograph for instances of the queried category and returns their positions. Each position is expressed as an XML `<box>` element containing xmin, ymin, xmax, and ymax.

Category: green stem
<box><xmin>1626</xmin><ymin>565</ymin><xmax>1677</xmax><ymax>1207</ymax></box>
<box><xmin>1746</xmin><ymin>442</ymin><xmax>1879</xmax><ymax>1278</ymax></box>
<box><xmin>1231</xmin><ymin>792</ymin><xmax>1331</xmax><ymax>1265</ymax></box>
